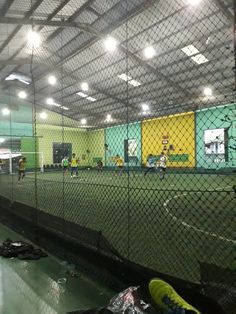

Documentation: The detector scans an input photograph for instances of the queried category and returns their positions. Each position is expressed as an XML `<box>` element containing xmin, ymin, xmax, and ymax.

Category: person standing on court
<box><xmin>159</xmin><ymin>151</ymin><xmax>167</xmax><ymax>180</ymax></box>
<box><xmin>18</xmin><ymin>156</ymin><xmax>26</xmax><ymax>182</ymax></box>
<box><xmin>144</xmin><ymin>154</ymin><xmax>155</xmax><ymax>176</ymax></box>
<box><xmin>115</xmin><ymin>154</ymin><xmax>124</xmax><ymax>176</ymax></box>
<box><xmin>70</xmin><ymin>153</ymin><xmax>79</xmax><ymax>178</ymax></box>
<box><xmin>62</xmin><ymin>156</ymin><xmax>69</xmax><ymax>175</ymax></box>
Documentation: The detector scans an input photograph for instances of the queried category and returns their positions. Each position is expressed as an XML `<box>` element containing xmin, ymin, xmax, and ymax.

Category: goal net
<box><xmin>0</xmin><ymin>151</ymin><xmax>44</xmax><ymax>174</ymax></box>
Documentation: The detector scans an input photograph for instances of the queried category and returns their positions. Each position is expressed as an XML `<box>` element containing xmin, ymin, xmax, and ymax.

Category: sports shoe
<box><xmin>149</xmin><ymin>278</ymin><xmax>200</xmax><ymax>314</ymax></box>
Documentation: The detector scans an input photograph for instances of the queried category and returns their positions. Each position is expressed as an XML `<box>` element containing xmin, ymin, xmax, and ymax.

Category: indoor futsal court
<box><xmin>0</xmin><ymin>0</ymin><xmax>236</xmax><ymax>314</ymax></box>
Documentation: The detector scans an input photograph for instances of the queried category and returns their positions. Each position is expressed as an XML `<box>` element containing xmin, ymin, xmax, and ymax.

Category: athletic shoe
<box><xmin>149</xmin><ymin>278</ymin><xmax>200</xmax><ymax>314</ymax></box>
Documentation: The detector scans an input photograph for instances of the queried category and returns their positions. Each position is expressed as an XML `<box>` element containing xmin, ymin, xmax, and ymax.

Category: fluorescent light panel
<box><xmin>77</xmin><ymin>92</ymin><xmax>88</xmax><ymax>98</ymax></box>
<box><xmin>118</xmin><ymin>73</ymin><xmax>141</xmax><ymax>86</ymax></box>
<box><xmin>191</xmin><ymin>54</ymin><xmax>209</xmax><ymax>64</ymax></box>
<box><xmin>181</xmin><ymin>44</ymin><xmax>199</xmax><ymax>56</ymax></box>
<box><xmin>86</xmin><ymin>96</ymin><xmax>96</xmax><ymax>102</ymax></box>
<box><xmin>118</xmin><ymin>73</ymin><xmax>132</xmax><ymax>82</ymax></box>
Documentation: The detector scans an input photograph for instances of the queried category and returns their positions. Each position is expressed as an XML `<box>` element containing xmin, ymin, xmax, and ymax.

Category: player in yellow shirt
<box><xmin>70</xmin><ymin>153</ymin><xmax>79</xmax><ymax>178</ymax></box>
<box><xmin>115</xmin><ymin>154</ymin><xmax>124</xmax><ymax>176</ymax></box>
<box><xmin>18</xmin><ymin>157</ymin><xmax>26</xmax><ymax>182</ymax></box>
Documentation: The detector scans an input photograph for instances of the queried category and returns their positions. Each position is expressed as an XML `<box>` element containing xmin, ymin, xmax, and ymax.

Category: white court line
<box><xmin>163</xmin><ymin>188</ymin><xmax>236</xmax><ymax>245</ymax></box>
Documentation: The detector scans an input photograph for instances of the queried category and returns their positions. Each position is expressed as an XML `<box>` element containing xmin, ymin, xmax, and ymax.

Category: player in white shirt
<box><xmin>159</xmin><ymin>151</ymin><xmax>167</xmax><ymax>180</ymax></box>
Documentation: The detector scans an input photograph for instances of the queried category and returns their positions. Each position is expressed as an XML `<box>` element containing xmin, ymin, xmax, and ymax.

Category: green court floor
<box><xmin>0</xmin><ymin>171</ymin><xmax>235</xmax><ymax>283</ymax></box>
<box><xmin>0</xmin><ymin>223</ymin><xmax>114</xmax><ymax>314</ymax></box>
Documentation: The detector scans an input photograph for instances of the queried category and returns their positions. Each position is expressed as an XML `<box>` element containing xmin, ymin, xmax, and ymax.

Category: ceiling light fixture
<box><xmin>203</xmin><ymin>87</ymin><xmax>212</xmax><ymax>97</ymax></box>
<box><xmin>40</xmin><ymin>112</ymin><xmax>47</xmax><ymax>120</ymax></box>
<box><xmin>77</xmin><ymin>92</ymin><xmax>88</xmax><ymax>98</ymax></box>
<box><xmin>186</xmin><ymin>0</ymin><xmax>202</xmax><ymax>6</ymax></box>
<box><xmin>46</xmin><ymin>97</ymin><xmax>54</xmax><ymax>105</ymax></box>
<box><xmin>18</xmin><ymin>91</ymin><xmax>27</xmax><ymax>99</ymax></box>
<box><xmin>191</xmin><ymin>54</ymin><xmax>209</xmax><ymax>64</ymax></box>
<box><xmin>142</xmin><ymin>104</ymin><xmax>149</xmax><ymax>111</ymax></box>
<box><xmin>81</xmin><ymin>82</ymin><xmax>89</xmax><ymax>91</ymax></box>
<box><xmin>106</xmin><ymin>114</ymin><xmax>112</xmax><ymax>122</ymax></box>
<box><xmin>143</xmin><ymin>46</ymin><xmax>156</xmax><ymax>59</ymax></box>
<box><xmin>86</xmin><ymin>96</ymin><xmax>96</xmax><ymax>102</ymax></box>
<box><xmin>104</xmin><ymin>36</ymin><xmax>118</xmax><ymax>52</ymax></box>
<box><xmin>27</xmin><ymin>30</ymin><xmax>41</xmax><ymax>48</ymax></box>
<box><xmin>48</xmin><ymin>75</ymin><xmax>56</xmax><ymax>85</ymax></box>
<box><xmin>118</xmin><ymin>73</ymin><xmax>141</xmax><ymax>87</ymax></box>
<box><xmin>181</xmin><ymin>44</ymin><xmax>199</xmax><ymax>56</ymax></box>
<box><xmin>2</xmin><ymin>108</ymin><xmax>10</xmax><ymax>116</ymax></box>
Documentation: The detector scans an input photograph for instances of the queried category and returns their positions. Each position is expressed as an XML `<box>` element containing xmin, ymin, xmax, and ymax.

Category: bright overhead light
<box><xmin>191</xmin><ymin>53</ymin><xmax>209</xmax><ymax>64</ymax></box>
<box><xmin>203</xmin><ymin>87</ymin><xmax>212</xmax><ymax>97</ymax></box>
<box><xmin>0</xmin><ymin>138</ymin><xmax>5</xmax><ymax>144</ymax></box>
<box><xmin>142</xmin><ymin>104</ymin><xmax>149</xmax><ymax>111</ymax></box>
<box><xmin>40</xmin><ymin>112</ymin><xmax>47</xmax><ymax>120</ymax></box>
<box><xmin>186</xmin><ymin>0</ymin><xmax>202</xmax><ymax>6</ymax></box>
<box><xmin>81</xmin><ymin>82</ymin><xmax>89</xmax><ymax>91</ymax></box>
<box><xmin>61</xmin><ymin>106</ymin><xmax>69</xmax><ymax>110</ymax></box>
<box><xmin>104</xmin><ymin>36</ymin><xmax>118</xmax><ymax>52</ymax></box>
<box><xmin>81</xmin><ymin>118</ymin><xmax>87</xmax><ymax>125</ymax></box>
<box><xmin>46</xmin><ymin>97</ymin><xmax>54</xmax><ymax>105</ymax></box>
<box><xmin>143</xmin><ymin>46</ymin><xmax>156</xmax><ymax>59</ymax></box>
<box><xmin>27</xmin><ymin>30</ymin><xmax>41</xmax><ymax>48</ymax></box>
<box><xmin>106</xmin><ymin>114</ymin><xmax>112</xmax><ymax>122</ymax></box>
<box><xmin>77</xmin><ymin>92</ymin><xmax>88</xmax><ymax>98</ymax></box>
<box><xmin>48</xmin><ymin>75</ymin><xmax>56</xmax><ymax>85</ymax></box>
<box><xmin>2</xmin><ymin>108</ymin><xmax>10</xmax><ymax>116</ymax></box>
<box><xmin>18</xmin><ymin>91</ymin><xmax>27</xmax><ymax>99</ymax></box>
<box><xmin>181</xmin><ymin>44</ymin><xmax>199</xmax><ymax>56</ymax></box>
<box><xmin>86</xmin><ymin>96</ymin><xmax>96</xmax><ymax>102</ymax></box>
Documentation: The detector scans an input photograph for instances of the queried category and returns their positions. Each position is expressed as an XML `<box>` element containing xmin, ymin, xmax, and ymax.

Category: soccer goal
<box><xmin>0</xmin><ymin>151</ymin><xmax>44</xmax><ymax>174</ymax></box>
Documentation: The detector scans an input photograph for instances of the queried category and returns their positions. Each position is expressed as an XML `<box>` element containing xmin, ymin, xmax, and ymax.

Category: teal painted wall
<box><xmin>196</xmin><ymin>104</ymin><xmax>236</xmax><ymax>169</ymax></box>
<box><xmin>0</xmin><ymin>104</ymin><xmax>33</xmax><ymax>137</ymax></box>
<box><xmin>105</xmin><ymin>122</ymin><xmax>141</xmax><ymax>166</ymax></box>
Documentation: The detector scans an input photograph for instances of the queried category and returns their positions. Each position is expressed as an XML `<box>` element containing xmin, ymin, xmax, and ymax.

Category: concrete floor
<box><xmin>0</xmin><ymin>224</ymin><xmax>115</xmax><ymax>314</ymax></box>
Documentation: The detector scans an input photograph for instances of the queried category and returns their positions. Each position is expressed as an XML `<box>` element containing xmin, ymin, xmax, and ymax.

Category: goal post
<box><xmin>0</xmin><ymin>151</ymin><xmax>44</xmax><ymax>174</ymax></box>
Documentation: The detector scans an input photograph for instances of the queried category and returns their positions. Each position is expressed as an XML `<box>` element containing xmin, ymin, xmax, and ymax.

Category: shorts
<box><xmin>18</xmin><ymin>170</ymin><xmax>25</xmax><ymax>175</ymax></box>
<box><xmin>71</xmin><ymin>167</ymin><xmax>78</xmax><ymax>171</ymax></box>
<box><xmin>63</xmin><ymin>166</ymin><xmax>68</xmax><ymax>170</ymax></box>
<box><xmin>160</xmin><ymin>167</ymin><xmax>166</xmax><ymax>172</ymax></box>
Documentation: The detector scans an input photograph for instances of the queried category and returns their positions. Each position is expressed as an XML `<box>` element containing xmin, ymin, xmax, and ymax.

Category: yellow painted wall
<box><xmin>142</xmin><ymin>112</ymin><xmax>195</xmax><ymax>167</ymax></box>
<box><xmin>37</xmin><ymin>125</ymin><xmax>88</xmax><ymax>165</ymax></box>
<box><xmin>87</xmin><ymin>129</ymin><xmax>105</xmax><ymax>166</ymax></box>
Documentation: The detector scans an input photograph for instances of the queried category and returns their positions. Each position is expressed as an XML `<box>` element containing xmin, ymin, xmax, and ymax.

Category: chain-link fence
<box><xmin>0</xmin><ymin>0</ymin><xmax>236</xmax><ymax>312</ymax></box>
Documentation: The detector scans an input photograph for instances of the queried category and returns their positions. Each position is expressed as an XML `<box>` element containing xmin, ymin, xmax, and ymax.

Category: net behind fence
<box><xmin>0</xmin><ymin>0</ymin><xmax>236</xmax><ymax>312</ymax></box>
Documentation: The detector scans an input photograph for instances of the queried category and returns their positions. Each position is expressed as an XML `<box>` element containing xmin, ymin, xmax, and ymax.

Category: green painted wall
<box><xmin>21</xmin><ymin>138</ymin><xmax>39</xmax><ymax>168</ymax></box>
<box><xmin>196</xmin><ymin>104</ymin><xmax>236</xmax><ymax>169</ymax></box>
<box><xmin>37</xmin><ymin>125</ymin><xmax>87</xmax><ymax>165</ymax></box>
<box><xmin>87</xmin><ymin>129</ymin><xmax>105</xmax><ymax>166</ymax></box>
<box><xmin>105</xmin><ymin>122</ymin><xmax>142</xmax><ymax>166</ymax></box>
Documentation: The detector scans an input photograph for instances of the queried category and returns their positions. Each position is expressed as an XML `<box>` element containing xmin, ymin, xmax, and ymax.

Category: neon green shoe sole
<box><xmin>149</xmin><ymin>278</ymin><xmax>201</xmax><ymax>314</ymax></box>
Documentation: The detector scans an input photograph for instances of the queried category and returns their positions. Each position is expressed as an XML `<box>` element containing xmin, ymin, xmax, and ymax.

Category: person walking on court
<box><xmin>115</xmin><ymin>155</ymin><xmax>124</xmax><ymax>176</ymax></box>
<box><xmin>18</xmin><ymin>157</ymin><xmax>26</xmax><ymax>182</ymax></box>
<box><xmin>144</xmin><ymin>154</ymin><xmax>155</xmax><ymax>176</ymax></box>
<box><xmin>62</xmin><ymin>156</ymin><xmax>69</xmax><ymax>175</ymax></box>
<box><xmin>97</xmin><ymin>160</ymin><xmax>103</xmax><ymax>172</ymax></box>
<box><xmin>70</xmin><ymin>153</ymin><xmax>79</xmax><ymax>178</ymax></box>
<box><xmin>159</xmin><ymin>151</ymin><xmax>167</xmax><ymax>180</ymax></box>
